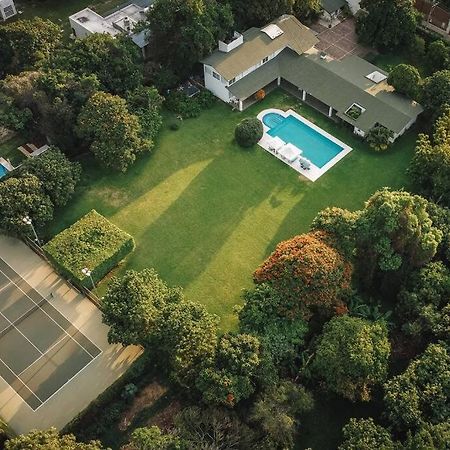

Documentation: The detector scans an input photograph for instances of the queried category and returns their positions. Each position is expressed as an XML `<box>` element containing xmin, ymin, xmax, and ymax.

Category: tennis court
<box><xmin>0</xmin><ymin>257</ymin><xmax>101</xmax><ymax>411</ymax></box>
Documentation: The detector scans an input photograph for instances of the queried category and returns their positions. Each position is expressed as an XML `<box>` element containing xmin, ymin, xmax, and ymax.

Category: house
<box><xmin>202</xmin><ymin>15</ymin><xmax>422</xmax><ymax>142</ymax></box>
<box><xmin>69</xmin><ymin>1</ymin><xmax>152</xmax><ymax>57</ymax></box>
<box><xmin>415</xmin><ymin>0</ymin><xmax>450</xmax><ymax>39</ymax></box>
<box><xmin>320</xmin><ymin>0</ymin><xmax>361</xmax><ymax>20</ymax></box>
<box><xmin>0</xmin><ymin>0</ymin><xmax>17</xmax><ymax>21</ymax></box>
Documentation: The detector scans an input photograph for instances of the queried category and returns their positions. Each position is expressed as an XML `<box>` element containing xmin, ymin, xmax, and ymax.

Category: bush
<box><xmin>165</xmin><ymin>91</ymin><xmax>201</xmax><ymax>118</ymax></box>
<box><xmin>43</xmin><ymin>210</ymin><xmax>134</xmax><ymax>287</ymax></box>
<box><xmin>169</xmin><ymin>121</ymin><xmax>180</xmax><ymax>131</ymax></box>
<box><xmin>235</xmin><ymin>118</ymin><xmax>263</xmax><ymax>148</ymax></box>
<box><xmin>196</xmin><ymin>89</ymin><xmax>216</xmax><ymax>109</ymax></box>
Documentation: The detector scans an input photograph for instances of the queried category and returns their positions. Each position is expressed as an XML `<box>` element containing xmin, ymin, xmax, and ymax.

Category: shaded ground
<box><xmin>311</xmin><ymin>18</ymin><xmax>372</xmax><ymax>60</ymax></box>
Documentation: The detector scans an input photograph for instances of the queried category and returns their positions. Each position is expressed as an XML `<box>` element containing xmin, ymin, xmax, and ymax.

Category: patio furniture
<box><xmin>278</xmin><ymin>143</ymin><xmax>300</xmax><ymax>163</ymax></box>
<box><xmin>268</xmin><ymin>136</ymin><xmax>285</xmax><ymax>154</ymax></box>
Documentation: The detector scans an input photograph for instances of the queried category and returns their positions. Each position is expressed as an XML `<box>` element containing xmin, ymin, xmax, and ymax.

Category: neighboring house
<box><xmin>0</xmin><ymin>0</ymin><xmax>17</xmax><ymax>21</ymax></box>
<box><xmin>320</xmin><ymin>0</ymin><xmax>361</xmax><ymax>20</ymax></box>
<box><xmin>69</xmin><ymin>1</ymin><xmax>152</xmax><ymax>57</ymax></box>
<box><xmin>202</xmin><ymin>15</ymin><xmax>422</xmax><ymax>142</ymax></box>
<box><xmin>415</xmin><ymin>0</ymin><xmax>450</xmax><ymax>38</ymax></box>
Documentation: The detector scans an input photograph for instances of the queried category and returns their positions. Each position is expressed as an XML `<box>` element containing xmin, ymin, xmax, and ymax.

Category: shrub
<box><xmin>366</xmin><ymin>124</ymin><xmax>393</xmax><ymax>151</ymax></box>
<box><xmin>196</xmin><ymin>89</ymin><xmax>216</xmax><ymax>109</ymax></box>
<box><xmin>165</xmin><ymin>90</ymin><xmax>201</xmax><ymax>118</ymax></box>
<box><xmin>169</xmin><ymin>121</ymin><xmax>180</xmax><ymax>131</ymax></box>
<box><xmin>43</xmin><ymin>210</ymin><xmax>134</xmax><ymax>287</ymax></box>
<box><xmin>235</xmin><ymin>117</ymin><xmax>263</xmax><ymax>148</ymax></box>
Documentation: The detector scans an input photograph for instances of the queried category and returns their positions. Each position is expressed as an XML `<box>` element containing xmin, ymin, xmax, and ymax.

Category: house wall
<box><xmin>204</xmin><ymin>65</ymin><xmax>231</xmax><ymax>103</ymax></box>
<box><xmin>69</xmin><ymin>18</ymin><xmax>92</xmax><ymax>38</ymax></box>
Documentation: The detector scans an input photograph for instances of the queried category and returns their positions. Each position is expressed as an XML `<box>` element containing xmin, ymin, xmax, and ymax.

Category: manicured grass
<box><xmin>46</xmin><ymin>90</ymin><xmax>417</xmax><ymax>331</ymax></box>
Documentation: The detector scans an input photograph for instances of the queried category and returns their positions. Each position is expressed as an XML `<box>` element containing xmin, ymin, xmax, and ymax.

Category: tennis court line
<box><xmin>0</xmin><ymin>261</ymin><xmax>99</xmax><ymax>359</ymax></box>
<box><xmin>0</xmin><ymin>283</ymin><xmax>12</xmax><ymax>295</ymax></box>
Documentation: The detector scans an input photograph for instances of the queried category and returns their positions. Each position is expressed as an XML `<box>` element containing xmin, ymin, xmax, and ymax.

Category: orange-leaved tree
<box><xmin>253</xmin><ymin>231</ymin><xmax>352</xmax><ymax>319</ymax></box>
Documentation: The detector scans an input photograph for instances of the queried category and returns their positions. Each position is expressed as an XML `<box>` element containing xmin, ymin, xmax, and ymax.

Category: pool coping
<box><xmin>256</xmin><ymin>108</ymin><xmax>352</xmax><ymax>182</ymax></box>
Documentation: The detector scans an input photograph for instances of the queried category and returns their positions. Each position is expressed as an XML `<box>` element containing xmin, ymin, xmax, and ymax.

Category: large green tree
<box><xmin>311</xmin><ymin>315</ymin><xmax>391</xmax><ymax>401</ymax></box>
<box><xmin>339</xmin><ymin>418</ymin><xmax>395</xmax><ymax>450</ymax></box>
<box><xmin>0</xmin><ymin>175</ymin><xmax>53</xmax><ymax>235</ymax></box>
<box><xmin>147</xmin><ymin>0</ymin><xmax>233</xmax><ymax>79</ymax></box>
<box><xmin>77</xmin><ymin>91</ymin><xmax>148</xmax><ymax>172</ymax></box>
<box><xmin>15</xmin><ymin>147</ymin><xmax>81</xmax><ymax>207</ymax></box>
<box><xmin>50</xmin><ymin>34</ymin><xmax>142</xmax><ymax>95</ymax></box>
<box><xmin>384</xmin><ymin>343</ymin><xmax>450</xmax><ymax>430</ymax></box>
<box><xmin>421</xmin><ymin>70</ymin><xmax>450</xmax><ymax>120</ymax></box>
<box><xmin>253</xmin><ymin>231</ymin><xmax>352</xmax><ymax>319</ymax></box>
<box><xmin>408</xmin><ymin>108</ymin><xmax>450</xmax><ymax>206</ymax></box>
<box><xmin>101</xmin><ymin>268</ymin><xmax>183</xmax><ymax>346</ymax></box>
<box><xmin>5</xmin><ymin>428</ymin><xmax>105</xmax><ymax>450</ymax></box>
<box><xmin>128</xmin><ymin>426</ymin><xmax>183</xmax><ymax>450</ymax></box>
<box><xmin>356</xmin><ymin>0</ymin><xmax>419</xmax><ymax>50</ymax></box>
<box><xmin>0</xmin><ymin>18</ymin><xmax>62</xmax><ymax>76</ymax></box>
<box><xmin>387</xmin><ymin>64</ymin><xmax>422</xmax><ymax>99</ymax></box>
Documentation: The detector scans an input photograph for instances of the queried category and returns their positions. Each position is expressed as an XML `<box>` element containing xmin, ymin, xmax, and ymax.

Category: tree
<box><xmin>15</xmin><ymin>147</ymin><xmax>81</xmax><ymax>207</ymax></box>
<box><xmin>408</xmin><ymin>108</ymin><xmax>450</xmax><ymax>206</ymax></box>
<box><xmin>250</xmin><ymin>381</ymin><xmax>313</xmax><ymax>449</ymax></box>
<box><xmin>387</xmin><ymin>64</ymin><xmax>421</xmax><ymax>99</ymax></box>
<box><xmin>51</xmin><ymin>34</ymin><xmax>143</xmax><ymax>95</ymax></box>
<box><xmin>126</xmin><ymin>86</ymin><xmax>164</xmax><ymax>143</ymax></box>
<box><xmin>292</xmin><ymin>0</ymin><xmax>321</xmax><ymax>24</ymax></box>
<box><xmin>196</xmin><ymin>333</ymin><xmax>260</xmax><ymax>406</ymax></box>
<box><xmin>0</xmin><ymin>175</ymin><xmax>53</xmax><ymax>235</ymax></box>
<box><xmin>101</xmin><ymin>268</ymin><xmax>183</xmax><ymax>346</ymax></box>
<box><xmin>234</xmin><ymin>117</ymin><xmax>264</xmax><ymax>148</ymax></box>
<box><xmin>153</xmin><ymin>300</ymin><xmax>219</xmax><ymax>389</ymax></box>
<box><xmin>402</xmin><ymin>421</ymin><xmax>450</xmax><ymax>450</ymax></box>
<box><xmin>356</xmin><ymin>0</ymin><xmax>419</xmax><ymax>50</ymax></box>
<box><xmin>5</xmin><ymin>428</ymin><xmax>105</xmax><ymax>450</ymax></box>
<box><xmin>227</xmin><ymin>0</ymin><xmax>294</xmax><ymax>29</ymax></box>
<box><xmin>426</xmin><ymin>40</ymin><xmax>449</xmax><ymax>73</ymax></box>
<box><xmin>421</xmin><ymin>70</ymin><xmax>450</xmax><ymax>120</ymax></box>
<box><xmin>339</xmin><ymin>418</ymin><xmax>395</xmax><ymax>450</ymax></box>
<box><xmin>147</xmin><ymin>0</ymin><xmax>233</xmax><ymax>79</ymax></box>
<box><xmin>175</xmin><ymin>406</ymin><xmax>257</xmax><ymax>449</ymax></box>
<box><xmin>365</xmin><ymin>124</ymin><xmax>394</xmax><ymax>151</ymax></box>
<box><xmin>384</xmin><ymin>343</ymin><xmax>450</xmax><ymax>430</ymax></box>
<box><xmin>311</xmin><ymin>316</ymin><xmax>391</xmax><ymax>401</ymax></box>
<box><xmin>253</xmin><ymin>231</ymin><xmax>352</xmax><ymax>318</ymax></box>
<box><xmin>355</xmin><ymin>189</ymin><xmax>442</xmax><ymax>279</ymax></box>
<box><xmin>0</xmin><ymin>18</ymin><xmax>62</xmax><ymax>75</ymax></box>
<box><xmin>397</xmin><ymin>262</ymin><xmax>450</xmax><ymax>343</ymax></box>
<box><xmin>77</xmin><ymin>91</ymin><xmax>148</xmax><ymax>172</ymax></box>
<box><xmin>128</xmin><ymin>426</ymin><xmax>183</xmax><ymax>450</ymax></box>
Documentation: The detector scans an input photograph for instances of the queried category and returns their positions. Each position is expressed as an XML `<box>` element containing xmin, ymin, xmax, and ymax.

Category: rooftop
<box><xmin>202</xmin><ymin>15</ymin><xmax>318</xmax><ymax>81</ymax></box>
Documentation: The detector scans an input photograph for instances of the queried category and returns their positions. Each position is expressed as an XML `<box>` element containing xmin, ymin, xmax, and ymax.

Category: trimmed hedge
<box><xmin>44</xmin><ymin>210</ymin><xmax>134</xmax><ymax>288</ymax></box>
<box><xmin>235</xmin><ymin>117</ymin><xmax>263</xmax><ymax>148</ymax></box>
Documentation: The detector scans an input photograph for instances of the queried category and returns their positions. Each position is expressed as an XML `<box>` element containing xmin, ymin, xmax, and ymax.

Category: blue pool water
<box><xmin>0</xmin><ymin>164</ymin><xmax>8</xmax><ymax>178</ymax></box>
<box><xmin>262</xmin><ymin>112</ymin><xmax>343</xmax><ymax>168</ymax></box>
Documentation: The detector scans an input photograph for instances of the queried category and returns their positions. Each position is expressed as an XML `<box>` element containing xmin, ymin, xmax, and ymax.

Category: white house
<box><xmin>202</xmin><ymin>15</ymin><xmax>422</xmax><ymax>142</ymax></box>
<box><xmin>0</xmin><ymin>0</ymin><xmax>16</xmax><ymax>21</ymax></box>
<box><xmin>69</xmin><ymin>2</ymin><xmax>152</xmax><ymax>57</ymax></box>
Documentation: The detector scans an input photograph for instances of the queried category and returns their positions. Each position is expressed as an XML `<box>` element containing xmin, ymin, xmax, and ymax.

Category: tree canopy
<box><xmin>339</xmin><ymin>418</ymin><xmax>395</xmax><ymax>450</ymax></box>
<box><xmin>312</xmin><ymin>315</ymin><xmax>391</xmax><ymax>401</ymax></box>
<box><xmin>387</xmin><ymin>64</ymin><xmax>421</xmax><ymax>99</ymax></box>
<box><xmin>421</xmin><ymin>70</ymin><xmax>450</xmax><ymax>120</ymax></box>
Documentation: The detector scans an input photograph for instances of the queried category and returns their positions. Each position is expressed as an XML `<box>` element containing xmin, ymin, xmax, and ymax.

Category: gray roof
<box><xmin>321</xmin><ymin>0</ymin><xmax>347</xmax><ymax>13</ymax></box>
<box><xmin>228</xmin><ymin>49</ymin><xmax>423</xmax><ymax>134</ymax></box>
<box><xmin>202</xmin><ymin>15</ymin><xmax>318</xmax><ymax>81</ymax></box>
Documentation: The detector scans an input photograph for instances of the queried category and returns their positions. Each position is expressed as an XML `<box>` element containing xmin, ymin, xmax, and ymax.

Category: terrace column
<box><xmin>239</xmin><ymin>99</ymin><xmax>243</xmax><ymax>111</ymax></box>
<box><xmin>302</xmin><ymin>90</ymin><xmax>306</xmax><ymax>101</ymax></box>
<box><xmin>277</xmin><ymin>76</ymin><xmax>281</xmax><ymax>86</ymax></box>
<box><xmin>328</xmin><ymin>106</ymin><xmax>333</xmax><ymax>117</ymax></box>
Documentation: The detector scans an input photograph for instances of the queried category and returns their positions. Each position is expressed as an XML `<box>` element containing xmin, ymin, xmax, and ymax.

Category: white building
<box><xmin>0</xmin><ymin>0</ymin><xmax>17</xmax><ymax>21</ymax></box>
<box><xmin>69</xmin><ymin>2</ymin><xmax>151</xmax><ymax>57</ymax></box>
<box><xmin>201</xmin><ymin>15</ymin><xmax>422</xmax><ymax>142</ymax></box>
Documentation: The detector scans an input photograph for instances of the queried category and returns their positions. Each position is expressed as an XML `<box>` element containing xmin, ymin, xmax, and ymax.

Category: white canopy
<box><xmin>278</xmin><ymin>143</ymin><xmax>300</xmax><ymax>163</ymax></box>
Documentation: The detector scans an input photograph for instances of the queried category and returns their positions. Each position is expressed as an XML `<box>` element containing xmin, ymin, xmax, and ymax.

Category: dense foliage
<box><xmin>387</xmin><ymin>64</ymin><xmax>421</xmax><ymax>99</ymax></box>
<box><xmin>339</xmin><ymin>418</ymin><xmax>394</xmax><ymax>450</ymax></box>
<box><xmin>366</xmin><ymin>124</ymin><xmax>393</xmax><ymax>151</ymax></box>
<box><xmin>234</xmin><ymin>117</ymin><xmax>264</xmax><ymax>147</ymax></box>
<box><xmin>43</xmin><ymin>210</ymin><xmax>135</xmax><ymax>287</ymax></box>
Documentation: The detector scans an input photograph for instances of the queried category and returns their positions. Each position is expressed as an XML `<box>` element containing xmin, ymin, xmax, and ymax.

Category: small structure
<box><xmin>18</xmin><ymin>143</ymin><xmax>49</xmax><ymax>158</ymax></box>
<box><xmin>0</xmin><ymin>0</ymin><xmax>16</xmax><ymax>21</ymax></box>
<box><xmin>321</xmin><ymin>0</ymin><xmax>347</xmax><ymax>24</ymax></box>
<box><xmin>415</xmin><ymin>0</ymin><xmax>450</xmax><ymax>40</ymax></box>
<box><xmin>69</xmin><ymin>1</ymin><xmax>152</xmax><ymax>57</ymax></box>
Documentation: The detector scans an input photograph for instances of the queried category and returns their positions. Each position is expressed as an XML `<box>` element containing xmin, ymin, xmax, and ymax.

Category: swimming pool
<box><xmin>0</xmin><ymin>164</ymin><xmax>8</xmax><ymax>179</ymax></box>
<box><xmin>262</xmin><ymin>112</ymin><xmax>344</xmax><ymax>168</ymax></box>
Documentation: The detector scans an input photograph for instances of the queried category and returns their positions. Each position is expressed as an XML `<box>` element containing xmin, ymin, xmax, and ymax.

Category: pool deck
<box><xmin>257</xmin><ymin>108</ymin><xmax>352</xmax><ymax>182</ymax></box>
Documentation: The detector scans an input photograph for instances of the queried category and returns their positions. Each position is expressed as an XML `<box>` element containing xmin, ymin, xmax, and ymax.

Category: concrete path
<box><xmin>0</xmin><ymin>234</ymin><xmax>142</xmax><ymax>434</ymax></box>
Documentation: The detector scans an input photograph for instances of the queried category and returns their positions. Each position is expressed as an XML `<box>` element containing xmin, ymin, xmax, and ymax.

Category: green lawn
<box><xmin>47</xmin><ymin>90</ymin><xmax>417</xmax><ymax>330</ymax></box>
<box><xmin>0</xmin><ymin>135</ymin><xmax>27</xmax><ymax>167</ymax></box>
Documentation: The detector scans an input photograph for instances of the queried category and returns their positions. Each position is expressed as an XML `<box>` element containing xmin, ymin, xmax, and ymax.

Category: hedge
<box><xmin>43</xmin><ymin>210</ymin><xmax>134</xmax><ymax>288</ymax></box>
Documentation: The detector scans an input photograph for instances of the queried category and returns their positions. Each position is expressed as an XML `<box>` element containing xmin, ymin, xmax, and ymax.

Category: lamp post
<box><xmin>22</xmin><ymin>215</ymin><xmax>41</xmax><ymax>246</ymax></box>
<box><xmin>82</xmin><ymin>267</ymin><xmax>96</xmax><ymax>293</ymax></box>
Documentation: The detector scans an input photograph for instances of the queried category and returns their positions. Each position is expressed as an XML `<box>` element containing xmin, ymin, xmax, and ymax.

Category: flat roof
<box><xmin>202</xmin><ymin>15</ymin><xmax>318</xmax><ymax>81</ymax></box>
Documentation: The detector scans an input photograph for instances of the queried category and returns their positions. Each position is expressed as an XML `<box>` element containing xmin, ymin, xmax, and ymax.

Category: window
<box><xmin>262</xmin><ymin>56</ymin><xmax>269</xmax><ymax>64</ymax></box>
<box><xmin>213</xmin><ymin>72</ymin><xmax>220</xmax><ymax>80</ymax></box>
<box><xmin>228</xmin><ymin>77</ymin><xmax>236</xmax><ymax>85</ymax></box>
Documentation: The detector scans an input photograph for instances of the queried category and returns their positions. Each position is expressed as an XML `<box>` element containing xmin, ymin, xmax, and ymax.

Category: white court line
<box><xmin>0</xmin><ymin>282</ymin><xmax>12</xmax><ymax>295</ymax></box>
<box><xmin>0</xmin><ymin>266</ymin><xmax>98</xmax><ymax>359</ymax></box>
<box><xmin>0</xmin><ymin>311</ymin><xmax>43</xmax><ymax>356</ymax></box>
